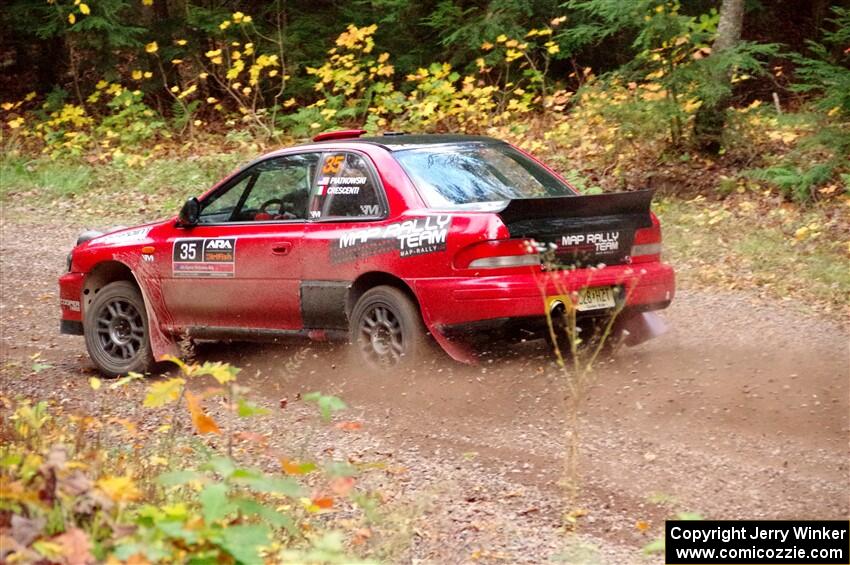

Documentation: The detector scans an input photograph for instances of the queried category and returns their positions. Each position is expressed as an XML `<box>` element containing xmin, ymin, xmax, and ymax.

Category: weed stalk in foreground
<box><xmin>535</xmin><ymin>256</ymin><xmax>636</xmax><ymax>527</ymax></box>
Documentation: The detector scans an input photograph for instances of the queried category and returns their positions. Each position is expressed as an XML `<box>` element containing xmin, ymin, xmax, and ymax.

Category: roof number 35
<box><xmin>322</xmin><ymin>155</ymin><xmax>344</xmax><ymax>174</ymax></box>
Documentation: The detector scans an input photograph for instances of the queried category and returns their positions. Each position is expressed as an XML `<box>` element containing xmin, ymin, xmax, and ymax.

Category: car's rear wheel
<box><xmin>350</xmin><ymin>286</ymin><xmax>428</xmax><ymax>370</ymax></box>
<box><xmin>84</xmin><ymin>281</ymin><xmax>154</xmax><ymax>377</ymax></box>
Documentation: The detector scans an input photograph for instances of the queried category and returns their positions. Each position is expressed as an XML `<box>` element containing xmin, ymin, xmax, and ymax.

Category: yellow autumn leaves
<box><xmin>140</xmin><ymin>357</ymin><xmax>239</xmax><ymax>437</ymax></box>
<box><xmin>97</xmin><ymin>475</ymin><xmax>140</xmax><ymax>503</ymax></box>
<box><xmin>219</xmin><ymin>10</ymin><xmax>252</xmax><ymax>30</ymax></box>
<box><xmin>66</xmin><ymin>0</ymin><xmax>90</xmax><ymax>24</ymax></box>
<box><xmin>480</xmin><ymin>25</ymin><xmax>562</xmax><ymax>63</ymax></box>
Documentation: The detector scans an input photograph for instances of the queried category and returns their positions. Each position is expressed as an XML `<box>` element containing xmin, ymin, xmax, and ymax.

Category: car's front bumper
<box><xmin>58</xmin><ymin>272</ymin><xmax>84</xmax><ymax>333</ymax></box>
<box><xmin>411</xmin><ymin>261</ymin><xmax>675</xmax><ymax>328</ymax></box>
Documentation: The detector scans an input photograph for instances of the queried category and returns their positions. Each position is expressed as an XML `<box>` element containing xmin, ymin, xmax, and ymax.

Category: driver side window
<box><xmin>199</xmin><ymin>153</ymin><xmax>320</xmax><ymax>223</ymax></box>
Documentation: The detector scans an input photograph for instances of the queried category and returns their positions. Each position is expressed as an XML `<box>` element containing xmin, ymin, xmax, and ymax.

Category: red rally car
<box><xmin>59</xmin><ymin>131</ymin><xmax>675</xmax><ymax>376</ymax></box>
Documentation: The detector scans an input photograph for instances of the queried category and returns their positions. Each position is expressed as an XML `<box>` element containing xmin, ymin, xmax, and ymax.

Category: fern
<box><xmin>791</xmin><ymin>7</ymin><xmax>850</xmax><ymax>116</ymax></box>
<box><xmin>746</xmin><ymin>164</ymin><xmax>834</xmax><ymax>202</ymax></box>
<box><xmin>171</xmin><ymin>100</ymin><xmax>201</xmax><ymax>132</ymax></box>
<box><xmin>758</xmin><ymin>5</ymin><xmax>850</xmax><ymax>202</ymax></box>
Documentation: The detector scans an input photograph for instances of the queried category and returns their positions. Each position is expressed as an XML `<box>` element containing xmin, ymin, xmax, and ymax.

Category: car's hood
<box><xmin>77</xmin><ymin>219</ymin><xmax>169</xmax><ymax>248</ymax></box>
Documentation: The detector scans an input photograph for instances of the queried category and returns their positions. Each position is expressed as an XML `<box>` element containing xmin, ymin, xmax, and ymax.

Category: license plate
<box><xmin>578</xmin><ymin>286</ymin><xmax>616</xmax><ymax>311</ymax></box>
<box><xmin>546</xmin><ymin>287</ymin><xmax>616</xmax><ymax>314</ymax></box>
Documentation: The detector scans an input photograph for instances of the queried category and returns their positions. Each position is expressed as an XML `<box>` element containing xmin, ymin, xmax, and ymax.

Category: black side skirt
<box><xmin>60</xmin><ymin>320</ymin><xmax>84</xmax><ymax>335</ymax></box>
<box><xmin>300</xmin><ymin>280</ymin><xmax>350</xmax><ymax>330</ymax></box>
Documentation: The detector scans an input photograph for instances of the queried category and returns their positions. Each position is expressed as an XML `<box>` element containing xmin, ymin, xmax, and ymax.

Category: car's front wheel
<box><xmin>350</xmin><ymin>286</ymin><xmax>428</xmax><ymax>370</ymax></box>
<box><xmin>84</xmin><ymin>281</ymin><xmax>154</xmax><ymax>377</ymax></box>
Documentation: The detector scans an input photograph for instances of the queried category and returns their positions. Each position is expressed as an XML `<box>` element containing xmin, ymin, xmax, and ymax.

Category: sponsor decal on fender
<box><xmin>94</xmin><ymin>226</ymin><xmax>152</xmax><ymax>245</ymax></box>
<box><xmin>172</xmin><ymin>238</ymin><xmax>236</xmax><ymax>277</ymax></box>
<box><xmin>330</xmin><ymin>216</ymin><xmax>451</xmax><ymax>263</ymax></box>
<box><xmin>60</xmin><ymin>298</ymin><xmax>81</xmax><ymax>312</ymax></box>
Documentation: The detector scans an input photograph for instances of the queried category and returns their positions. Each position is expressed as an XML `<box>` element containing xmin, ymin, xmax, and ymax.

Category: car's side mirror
<box><xmin>177</xmin><ymin>197</ymin><xmax>200</xmax><ymax>227</ymax></box>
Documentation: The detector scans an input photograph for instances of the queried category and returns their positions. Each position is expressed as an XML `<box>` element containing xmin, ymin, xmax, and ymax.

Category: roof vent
<box><xmin>382</xmin><ymin>131</ymin><xmax>407</xmax><ymax>136</ymax></box>
<box><xmin>312</xmin><ymin>129</ymin><xmax>367</xmax><ymax>142</ymax></box>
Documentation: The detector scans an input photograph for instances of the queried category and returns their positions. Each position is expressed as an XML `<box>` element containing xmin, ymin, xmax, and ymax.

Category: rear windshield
<box><xmin>394</xmin><ymin>143</ymin><xmax>575</xmax><ymax>209</ymax></box>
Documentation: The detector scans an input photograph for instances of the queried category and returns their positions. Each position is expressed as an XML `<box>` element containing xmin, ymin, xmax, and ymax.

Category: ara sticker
<box><xmin>172</xmin><ymin>238</ymin><xmax>236</xmax><ymax>277</ymax></box>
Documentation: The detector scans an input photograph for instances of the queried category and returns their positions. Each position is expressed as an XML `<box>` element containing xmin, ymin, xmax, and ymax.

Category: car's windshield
<box><xmin>394</xmin><ymin>143</ymin><xmax>575</xmax><ymax>209</ymax></box>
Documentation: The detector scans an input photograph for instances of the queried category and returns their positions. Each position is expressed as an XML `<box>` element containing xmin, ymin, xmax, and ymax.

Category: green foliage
<box><xmin>303</xmin><ymin>392</ymin><xmax>347</xmax><ymax>422</ymax></box>
<box><xmin>746</xmin><ymin>163</ymin><xmax>835</xmax><ymax>202</ymax></box>
<box><xmin>764</xmin><ymin>5</ymin><xmax>850</xmax><ymax>202</ymax></box>
<box><xmin>659</xmin><ymin>197</ymin><xmax>850</xmax><ymax>310</ymax></box>
<box><xmin>0</xmin><ymin>156</ymin><xmax>92</xmax><ymax>199</ymax></box>
<box><xmin>7</xmin><ymin>0</ymin><xmax>146</xmax><ymax>49</ymax></box>
<box><xmin>791</xmin><ymin>6</ymin><xmax>850</xmax><ymax>116</ymax></box>
<box><xmin>0</xmin><ymin>1</ymin><xmax>845</xmax><ymax>210</ymax></box>
<box><xmin>0</xmin><ymin>359</ymin><xmax>379</xmax><ymax>564</ymax></box>
<box><xmin>99</xmin><ymin>90</ymin><xmax>165</xmax><ymax>148</ymax></box>
<box><xmin>563</xmin><ymin>0</ymin><xmax>777</xmax><ymax>146</ymax></box>
<box><xmin>562</xmin><ymin>169</ymin><xmax>603</xmax><ymax>194</ymax></box>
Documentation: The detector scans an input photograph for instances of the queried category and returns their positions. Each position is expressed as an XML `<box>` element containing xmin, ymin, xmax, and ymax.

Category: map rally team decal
<box><xmin>559</xmin><ymin>231</ymin><xmax>622</xmax><ymax>256</ymax></box>
<box><xmin>331</xmin><ymin>216</ymin><xmax>451</xmax><ymax>264</ymax></box>
<box><xmin>172</xmin><ymin>238</ymin><xmax>236</xmax><ymax>277</ymax></box>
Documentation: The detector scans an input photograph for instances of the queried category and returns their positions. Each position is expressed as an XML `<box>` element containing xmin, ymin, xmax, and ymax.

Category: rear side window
<box><xmin>394</xmin><ymin>143</ymin><xmax>574</xmax><ymax>209</ymax></box>
<box><xmin>310</xmin><ymin>153</ymin><xmax>386</xmax><ymax>220</ymax></box>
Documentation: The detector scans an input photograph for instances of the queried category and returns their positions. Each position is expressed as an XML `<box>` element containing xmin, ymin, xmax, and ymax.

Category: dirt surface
<box><xmin>1</xmin><ymin>219</ymin><xmax>848</xmax><ymax>564</ymax></box>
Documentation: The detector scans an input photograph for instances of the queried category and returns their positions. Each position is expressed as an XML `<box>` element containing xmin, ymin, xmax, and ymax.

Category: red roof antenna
<box><xmin>312</xmin><ymin>129</ymin><xmax>367</xmax><ymax>142</ymax></box>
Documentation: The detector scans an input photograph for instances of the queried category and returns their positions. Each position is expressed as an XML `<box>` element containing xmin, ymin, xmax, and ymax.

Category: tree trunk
<box><xmin>693</xmin><ymin>0</ymin><xmax>745</xmax><ymax>154</ymax></box>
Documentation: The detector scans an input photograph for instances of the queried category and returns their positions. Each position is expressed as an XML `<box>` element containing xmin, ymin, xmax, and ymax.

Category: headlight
<box><xmin>76</xmin><ymin>230</ymin><xmax>103</xmax><ymax>246</ymax></box>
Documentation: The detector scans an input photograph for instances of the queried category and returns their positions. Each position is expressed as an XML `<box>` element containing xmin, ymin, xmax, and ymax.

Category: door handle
<box><xmin>271</xmin><ymin>242</ymin><xmax>292</xmax><ymax>255</ymax></box>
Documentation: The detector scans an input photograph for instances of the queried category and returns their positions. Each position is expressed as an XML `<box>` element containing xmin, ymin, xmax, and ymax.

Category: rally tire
<box><xmin>84</xmin><ymin>281</ymin><xmax>155</xmax><ymax>377</ymax></box>
<box><xmin>349</xmin><ymin>286</ymin><xmax>429</xmax><ymax>371</ymax></box>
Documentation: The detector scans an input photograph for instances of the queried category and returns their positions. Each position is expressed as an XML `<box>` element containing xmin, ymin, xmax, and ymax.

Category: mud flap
<box><xmin>118</xmin><ymin>253</ymin><xmax>181</xmax><ymax>362</ymax></box>
<box><xmin>428</xmin><ymin>324</ymin><xmax>479</xmax><ymax>364</ymax></box>
<box><xmin>620</xmin><ymin>311</ymin><xmax>668</xmax><ymax>347</ymax></box>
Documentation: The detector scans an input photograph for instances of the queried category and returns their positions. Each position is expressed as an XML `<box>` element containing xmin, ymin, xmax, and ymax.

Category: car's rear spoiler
<box><xmin>497</xmin><ymin>189</ymin><xmax>656</xmax><ymax>230</ymax></box>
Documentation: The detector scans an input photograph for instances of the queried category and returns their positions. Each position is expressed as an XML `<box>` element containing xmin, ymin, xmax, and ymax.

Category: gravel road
<box><xmin>1</xmin><ymin>219</ymin><xmax>847</xmax><ymax>564</ymax></box>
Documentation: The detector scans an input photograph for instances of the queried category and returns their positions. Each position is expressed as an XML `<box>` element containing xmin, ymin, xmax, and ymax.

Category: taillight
<box><xmin>630</xmin><ymin>212</ymin><xmax>662</xmax><ymax>263</ymax></box>
<box><xmin>455</xmin><ymin>239</ymin><xmax>541</xmax><ymax>270</ymax></box>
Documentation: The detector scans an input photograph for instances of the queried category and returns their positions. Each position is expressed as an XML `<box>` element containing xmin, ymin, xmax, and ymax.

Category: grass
<box><xmin>658</xmin><ymin>196</ymin><xmax>850</xmax><ymax>313</ymax></box>
<box><xmin>0</xmin><ymin>157</ymin><xmax>93</xmax><ymax>198</ymax></box>
<box><xmin>1</xmin><ymin>150</ymin><xmax>252</xmax><ymax>223</ymax></box>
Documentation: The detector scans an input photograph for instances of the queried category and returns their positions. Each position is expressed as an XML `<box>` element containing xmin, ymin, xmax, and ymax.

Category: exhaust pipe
<box><xmin>550</xmin><ymin>299</ymin><xmax>566</xmax><ymax>316</ymax></box>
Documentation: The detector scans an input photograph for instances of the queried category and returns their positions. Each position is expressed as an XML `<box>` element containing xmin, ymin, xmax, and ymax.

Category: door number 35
<box><xmin>178</xmin><ymin>241</ymin><xmax>198</xmax><ymax>260</ymax></box>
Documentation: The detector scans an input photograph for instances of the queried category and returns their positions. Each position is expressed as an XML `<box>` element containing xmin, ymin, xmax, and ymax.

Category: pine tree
<box><xmin>692</xmin><ymin>0</ymin><xmax>745</xmax><ymax>153</ymax></box>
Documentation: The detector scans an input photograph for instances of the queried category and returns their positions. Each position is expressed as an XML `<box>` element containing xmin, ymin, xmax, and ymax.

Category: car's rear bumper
<box><xmin>411</xmin><ymin>261</ymin><xmax>675</xmax><ymax>328</ymax></box>
<box><xmin>58</xmin><ymin>272</ymin><xmax>84</xmax><ymax>332</ymax></box>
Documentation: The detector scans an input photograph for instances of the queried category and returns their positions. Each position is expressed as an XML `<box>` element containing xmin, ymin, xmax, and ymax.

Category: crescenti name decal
<box><xmin>330</xmin><ymin>216</ymin><xmax>451</xmax><ymax>264</ymax></box>
<box><xmin>172</xmin><ymin>238</ymin><xmax>236</xmax><ymax>277</ymax></box>
<box><xmin>316</xmin><ymin>176</ymin><xmax>366</xmax><ymax>195</ymax></box>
